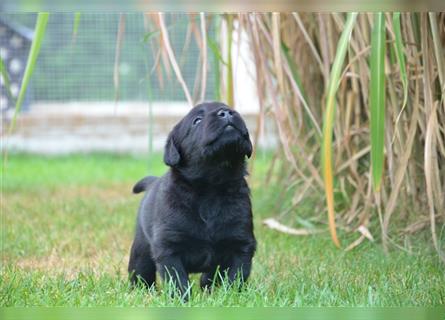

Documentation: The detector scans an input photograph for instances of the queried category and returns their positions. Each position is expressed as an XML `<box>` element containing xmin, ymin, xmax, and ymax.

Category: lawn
<box><xmin>1</xmin><ymin>153</ymin><xmax>444</xmax><ymax>306</ymax></box>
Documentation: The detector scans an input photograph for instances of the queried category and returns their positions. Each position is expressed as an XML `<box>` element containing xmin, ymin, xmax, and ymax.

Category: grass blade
<box><xmin>272</xmin><ymin>13</ymin><xmax>285</xmax><ymax>108</ymax></box>
<box><xmin>0</xmin><ymin>57</ymin><xmax>13</xmax><ymax>99</ymax></box>
<box><xmin>72</xmin><ymin>12</ymin><xmax>81</xmax><ymax>43</ymax></box>
<box><xmin>383</xmin><ymin>88</ymin><xmax>419</xmax><ymax>237</ymax></box>
<box><xmin>225</xmin><ymin>14</ymin><xmax>234</xmax><ymax>107</ymax></box>
<box><xmin>281</xmin><ymin>41</ymin><xmax>322</xmax><ymax>137</ymax></box>
<box><xmin>292</xmin><ymin>12</ymin><xmax>326</xmax><ymax>78</ymax></box>
<box><xmin>209</xmin><ymin>19</ymin><xmax>222</xmax><ymax>101</ymax></box>
<box><xmin>322</xmin><ymin>12</ymin><xmax>358</xmax><ymax>248</ymax></box>
<box><xmin>113</xmin><ymin>14</ymin><xmax>126</xmax><ymax>105</ymax></box>
<box><xmin>428</xmin><ymin>13</ymin><xmax>445</xmax><ymax>98</ymax></box>
<box><xmin>208</xmin><ymin>35</ymin><xmax>226</xmax><ymax>65</ymax></box>
<box><xmin>281</xmin><ymin>42</ymin><xmax>307</xmax><ymax>103</ymax></box>
<box><xmin>421</xmin><ymin>13</ymin><xmax>445</xmax><ymax>262</ymax></box>
<box><xmin>392</xmin><ymin>13</ymin><xmax>408</xmax><ymax>109</ymax></box>
<box><xmin>199</xmin><ymin>12</ymin><xmax>208</xmax><ymax>103</ymax></box>
<box><xmin>370</xmin><ymin>12</ymin><xmax>386</xmax><ymax>192</ymax></box>
<box><xmin>8</xmin><ymin>12</ymin><xmax>49</xmax><ymax>134</ymax></box>
<box><xmin>158</xmin><ymin>13</ymin><xmax>193</xmax><ymax>107</ymax></box>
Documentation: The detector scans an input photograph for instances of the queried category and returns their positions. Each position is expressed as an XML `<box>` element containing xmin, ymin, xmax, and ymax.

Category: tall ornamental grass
<box><xmin>234</xmin><ymin>13</ymin><xmax>444</xmax><ymax>257</ymax></box>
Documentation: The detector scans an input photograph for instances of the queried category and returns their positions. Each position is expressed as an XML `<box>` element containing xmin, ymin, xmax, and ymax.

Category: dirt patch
<box><xmin>53</xmin><ymin>183</ymin><xmax>134</xmax><ymax>202</ymax></box>
<box><xmin>5</xmin><ymin>251</ymin><xmax>131</xmax><ymax>280</ymax></box>
<box><xmin>3</xmin><ymin>183</ymin><xmax>136</xmax><ymax>207</ymax></box>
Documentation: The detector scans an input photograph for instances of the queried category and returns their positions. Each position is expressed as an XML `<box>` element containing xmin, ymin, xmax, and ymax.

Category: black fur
<box><xmin>128</xmin><ymin>101</ymin><xmax>256</xmax><ymax>298</ymax></box>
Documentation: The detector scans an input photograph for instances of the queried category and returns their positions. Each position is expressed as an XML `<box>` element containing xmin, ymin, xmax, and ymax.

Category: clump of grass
<box><xmin>231</xmin><ymin>13</ymin><xmax>445</xmax><ymax>256</ymax></box>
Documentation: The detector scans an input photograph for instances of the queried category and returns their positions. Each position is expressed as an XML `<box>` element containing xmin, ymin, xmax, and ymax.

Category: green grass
<box><xmin>1</xmin><ymin>153</ymin><xmax>444</xmax><ymax>306</ymax></box>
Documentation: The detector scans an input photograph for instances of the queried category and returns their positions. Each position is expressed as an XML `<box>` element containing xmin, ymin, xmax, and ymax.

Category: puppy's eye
<box><xmin>193</xmin><ymin>117</ymin><xmax>202</xmax><ymax>126</ymax></box>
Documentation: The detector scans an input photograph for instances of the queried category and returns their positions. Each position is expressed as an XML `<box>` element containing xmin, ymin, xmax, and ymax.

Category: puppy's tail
<box><xmin>132</xmin><ymin>176</ymin><xmax>158</xmax><ymax>194</ymax></box>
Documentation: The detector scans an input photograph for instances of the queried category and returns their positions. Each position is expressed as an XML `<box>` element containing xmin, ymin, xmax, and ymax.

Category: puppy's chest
<box><xmin>181</xmin><ymin>202</ymin><xmax>239</xmax><ymax>272</ymax></box>
<box><xmin>194</xmin><ymin>197</ymin><xmax>239</xmax><ymax>240</ymax></box>
<box><xmin>197</xmin><ymin>203</ymin><xmax>226</xmax><ymax>233</ymax></box>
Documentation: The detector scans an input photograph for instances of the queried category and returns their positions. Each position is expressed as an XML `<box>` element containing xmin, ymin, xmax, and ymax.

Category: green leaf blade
<box><xmin>321</xmin><ymin>12</ymin><xmax>358</xmax><ymax>248</ymax></box>
<box><xmin>370</xmin><ymin>12</ymin><xmax>386</xmax><ymax>192</ymax></box>
<box><xmin>9</xmin><ymin>12</ymin><xmax>50</xmax><ymax>134</ymax></box>
<box><xmin>72</xmin><ymin>12</ymin><xmax>81</xmax><ymax>41</ymax></box>
<box><xmin>0</xmin><ymin>57</ymin><xmax>13</xmax><ymax>99</ymax></box>
<box><xmin>393</xmin><ymin>12</ymin><xmax>408</xmax><ymax>109</ymax></box>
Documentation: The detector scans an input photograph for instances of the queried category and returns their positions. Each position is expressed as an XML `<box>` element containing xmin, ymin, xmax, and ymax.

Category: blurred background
<box><xmin>1</xmin><ymin>13</ymin><xmax>275</xmax><ymax>154</ymax></box>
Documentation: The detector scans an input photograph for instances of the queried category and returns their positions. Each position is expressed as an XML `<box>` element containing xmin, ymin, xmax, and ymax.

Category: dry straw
<box><xmin>234</xmin><ymin>13</ymin><xmax>444</xmax><ymax>258</ymax></box>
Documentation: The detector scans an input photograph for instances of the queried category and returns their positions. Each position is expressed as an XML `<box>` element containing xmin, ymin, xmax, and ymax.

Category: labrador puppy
<box><xmin>128</xmin><ymin>101</ymin><xmax>256</xmax><ymax>297</ymax></box>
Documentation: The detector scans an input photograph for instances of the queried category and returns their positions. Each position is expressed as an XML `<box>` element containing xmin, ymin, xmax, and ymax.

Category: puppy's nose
<box><xmin>217</xmin><ymin>109</ymin><xmax>233</xmax><ymax>119</ymax></box>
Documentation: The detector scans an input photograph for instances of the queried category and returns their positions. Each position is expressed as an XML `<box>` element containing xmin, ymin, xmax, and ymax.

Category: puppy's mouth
<box><xmin>201</xmin><ymin>121</ymin><xmax>249</xmax><ymax>157</ymax></box>
<box><xmin>214</xmin><ymin>123</ymin><xmax>248</xmax><ymax>145</ymax></box>
<box><xmin>223</xmin><ymin>123</ymin><xmax>239</xmax><ymax>133</ymax></box>
<box><xmin>223</xmin><ymin>121</ymin><xmax>250</xmax><ymax>137</ymax></box>
<box><xmin>204</xmin><ymin>122</ymin><xmax>247</xmax><ymax>145</ymax></box>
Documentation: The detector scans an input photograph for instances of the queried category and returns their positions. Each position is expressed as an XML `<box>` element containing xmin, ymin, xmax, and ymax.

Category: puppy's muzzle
<box><xmin>217</xmin><ymin>108</ymin><xmax>234</xmax><ymax>120</ymax></box>
<box><xmin>216</xmin><ymin>108</ymin><xmax>248</xmax><ymax>137</ymax></box>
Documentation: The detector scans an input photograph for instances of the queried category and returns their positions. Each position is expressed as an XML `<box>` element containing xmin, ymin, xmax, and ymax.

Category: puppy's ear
<box><xmin>164</xmin><ymin>129</ymin><xmax>181</xmax><ymax>167</ymax></box>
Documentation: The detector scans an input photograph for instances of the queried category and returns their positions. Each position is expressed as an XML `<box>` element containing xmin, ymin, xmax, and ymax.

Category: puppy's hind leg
<box><xmin>128</xmin><ymin>229</ymin><xmax>156</xmax><ymax>288</ymax></box>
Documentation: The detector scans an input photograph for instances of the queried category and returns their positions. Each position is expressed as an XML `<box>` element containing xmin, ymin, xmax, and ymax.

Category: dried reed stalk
<box><xmin>156</xmin><ymin>13</ymin><xmax>445</xmax><ymax>257</ymax></box>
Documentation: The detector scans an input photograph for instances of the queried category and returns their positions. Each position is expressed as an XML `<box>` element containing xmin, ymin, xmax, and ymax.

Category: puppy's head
<box><xmin>164</xmin><ymin>102</ymin><xmax>252</xmax><ymax>168</ymax></box>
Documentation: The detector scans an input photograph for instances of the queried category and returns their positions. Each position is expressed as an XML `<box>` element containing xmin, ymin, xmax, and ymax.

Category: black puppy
<box><xmin>128</xmin><ymin>101</ymin><xmax>256</xmax><ymax>297</ymax></box>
